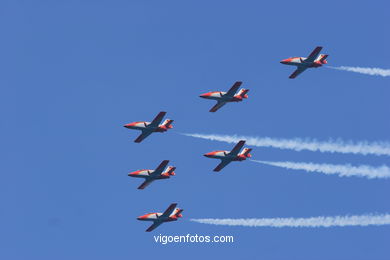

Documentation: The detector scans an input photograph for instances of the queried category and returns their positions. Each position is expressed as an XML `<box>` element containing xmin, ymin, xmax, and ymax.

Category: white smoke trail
<box><xmin>327</xmin><ymin>66</ymin><xmax>390</xmax><ymax>77</ymax></box>
<box><xmin>251</xmin><ymin>160</ymin><xmax>390</xmax><ymax>179</ymax></box>
<box><xmin>191</xmin><ymin>214</ymin><xmax>390</xmax><ymax>228</ymax></box>
<box><xmin>182</xmin><ymin>133</ymin><xmax>390</xmax><ymax>156</ymax></box>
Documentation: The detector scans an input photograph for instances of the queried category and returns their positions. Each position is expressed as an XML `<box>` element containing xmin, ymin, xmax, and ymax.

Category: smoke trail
<box><xmin>182</xmin><ymin>133</ymin><xmax>390</xmax><ymax>156</ymax></box>
<box><xmin>191</xmin><ymin>214</ymin><xmax>390</xmax><ymax>228</ymax></box>
<box><xmin>327</xmin><ymin>66</ymin><xmax>390</xmax><ymax>77</ymax></box>
<box><xmin>251</xmin><ymin>160</ymin><xmax>390</xmax><ymax>179</ymax></box>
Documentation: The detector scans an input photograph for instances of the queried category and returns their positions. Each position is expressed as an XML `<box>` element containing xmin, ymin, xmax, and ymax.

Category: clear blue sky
<box><xmin>1</xmin><ymin>0</ymin><xmax>389</xmax><ymax>259</ymax></box>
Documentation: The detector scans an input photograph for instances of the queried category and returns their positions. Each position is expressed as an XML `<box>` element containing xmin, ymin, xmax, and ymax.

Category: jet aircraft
<box><xmin>204</xmin><ymin>140</ymin><xmax>252</xmax><ymax>172</ymax></box>
<box><xmin>199</xmin><ymin>81</ymin><xmax>249</xmax><ymax>112</ymax></box>
<box><xmin>123</xmin><ymin>111</ymin><xmax>173</xmax><ymax>143</ymax></box>
<box><xmin>128</xmin><ymin>160</ymin><xmax>176</xmax><ymax>189</ymax></box>
<box><xmin>280</xmin><ymin>46</ymin><xmax>328</xmax><ymax>78</ymax></box>
<box><xmin>137</xmin><ymin>203</ymin><xmax>183</xmax><ymax>232</ymax></box>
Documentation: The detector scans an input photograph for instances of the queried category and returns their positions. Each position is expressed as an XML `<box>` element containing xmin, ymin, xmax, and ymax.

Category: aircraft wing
<box><xmin>225</xmin><ymin>81</ymin><xmax>243</xmax><ymax>97</ymax></box>
<box><xmin>146</xmin><ymin>221</ymin><xmax>163</xmax><ymax>232</ymax></box>
<box><xmin>138</xmin><ymin>179</ymin><xmax>154</xmax><ymax>189</ymax></box>
<box><xmin>161</xmin><ymin>203</ymin><xmax>178</xmax><ymax>218</ymax></box>
<box><xmin>209</xmin><ymin>101</ymin><xmax>227</xmax><ymax>112</ymax></box>
<box><xmin>289</xmin><ymin>67</ymin><xmax>307</xmax><ymax>79</ymax></box>
<box><xmin>213</xmin><ymin>159</ymin><xmax>232</xmax><ymax>172</ymax></box>
<box><xmin>134</xmin><ymin>130</ymin><xmax>153</xmax><ymax>143</ymax></box>
<box><xmin>149</xmin><ymin>111</ymin><xmax>166</xmax><ymax>127</ymax></box>
<box><xmin>150</xmin><ymin>160</ymin><xmax>169</xmax><ymax>177</ymax></box>
<box><xmin>228</xmin><ymin>140</ymin><xmax>246</xmax><ymax>156</ymax></box>
<box><xmin>305</xmin><ymin>46</ymin><xmax>322</xmax><ymax>63</ymax></box>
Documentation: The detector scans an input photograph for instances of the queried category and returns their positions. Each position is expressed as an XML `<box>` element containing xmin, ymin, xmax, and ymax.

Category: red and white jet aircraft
<box><xmin>123</xmin><ymin>111</ymin><xmax>173</xmax><ymax>143</ymax></box>
<box><xmin>204</xmin><ymin>140</ymin><xmax>252</xmax><ymax>172</ymax></box>
<box><xmin>280</xmin><ymin>46</ymin><xmax>328</xmax><ymax>79</ymax></box>
<box><xmin>128</xmin><ymin>160</ymin><xmax>176</xmax><ymax>189</ymax></box>
<box><xmin>137</xmin><ymin>203</ymin><xmax>183</xmax><ymax>232</ymax></box>
<box><xmin>199</xmin><ymin>81</ymin><xmax>249</xmax><ymax>112</ymax></box>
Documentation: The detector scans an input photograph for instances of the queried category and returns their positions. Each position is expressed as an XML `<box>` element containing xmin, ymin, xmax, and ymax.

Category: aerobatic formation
<box><xmin>125</xmin><ymin>46</ymin><xmax>328</xmax><ymax>232</ymax></box>
<box><xmin>122</xmin><ymin>46</ymin><xmax>388</xmax><ymax>232</ymax></box>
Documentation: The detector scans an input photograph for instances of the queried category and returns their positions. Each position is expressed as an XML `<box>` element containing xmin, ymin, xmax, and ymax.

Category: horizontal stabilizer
<box><xmin>318</xmin><ymin>54</ymin><xmax>328</xmax><ymax>64</ymax></box>
<box><xmin>161</xmin><ymin>119</ymin><xmax>174</xmax><ymax>128</ymax></box>
<box><xmin>239</xmin><ymin>148</ymin><xmax>252</xmax><ymax>157</ymax></box>
<box><xmin>236</xmin><ymin>89</ymin><xmax>249</xmax><ymax>98</ymax></box>
<box><xmin>163</xmin><ymin>166</ymin><xmax>176</xmax><ymax>176</ymax></box>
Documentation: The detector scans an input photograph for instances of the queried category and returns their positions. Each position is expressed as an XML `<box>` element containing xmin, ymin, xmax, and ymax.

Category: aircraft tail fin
<box><xmin>161</xmin><ymin>119</ymin><xmax>174</xmax><ymax>129</ymax></box>
<box><xmin>173</xmin><ymin>208</ymin><xmax>183</xmax><ymax>218</ymax></box>
<box><xmin>235</xmin><ymin>89</ymin><xmax>249</xmax><ymax>99</ymax></box>
<box><xmin>163</xmin><ymin>166</ymin><xmax>176</xmax><ymax>176</ymax></box>
<box><xmin>317</xmin><ymin>54</ymin><xmax>328</xmax><ymax>64</ymax></box>
<box><xmin>239</xmin><ymin>148</ymin><xmax>252</xmax><ymax>158</ymax></box>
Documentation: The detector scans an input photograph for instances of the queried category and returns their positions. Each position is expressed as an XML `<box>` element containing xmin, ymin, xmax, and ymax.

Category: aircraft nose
<box><xmin>203</xmin><ymin>153</ymin><xmax>212</xmax><ymax>157</ymax></box>
<box><xmin>199</xmin><ymin>93</ymin><xmax>208</xmax><ymax>98</ymax></box>
<box><xmin>280</xmin><ymin>59</ymin><xmax>287</xmax><ymax>64</ymax></box>
<box><xmin>124</xmin><ymin>122</ymin><xmax>135</xmax><ymax>128</ymax></box>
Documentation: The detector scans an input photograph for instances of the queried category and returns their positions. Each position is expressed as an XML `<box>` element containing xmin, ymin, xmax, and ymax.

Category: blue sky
<box><xmin>1</xmin><ymin>0</ymin><xmax>389</xmax><ymax>259</ymax></box>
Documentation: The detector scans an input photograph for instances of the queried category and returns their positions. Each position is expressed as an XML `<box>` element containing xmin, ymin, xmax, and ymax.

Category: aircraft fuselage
<box><xmin>128</xmin><ymin>169</ymin><xmax>170</xmax><ymax>179</ymax></box>
<box><xmin>123</xmin><ymin>121</ymin><xmax>168</xmax><ymax>132</ymax></box>
<box><xmin>204</xmin><ymin>150</ymin><xmax>247</xmax><ymax>161</ymax></box>
<box><xmin>137</xmin><ymin>213</ymin><xmax>177</xmax><ymax>223</ymax></box>
<box><xmin>280</xmin><ymin>57</ymin><xmax>323</xmax><ymax>68</ymax></box>
<box><xmin>137</xmin><ymin>210</ymin><xmax>182</xmax><ymax>222</ymax></box>
<box><xmin>199</xmin><ymin>92</ymin><xmax>244</xmax><ymax>102</ymax></box>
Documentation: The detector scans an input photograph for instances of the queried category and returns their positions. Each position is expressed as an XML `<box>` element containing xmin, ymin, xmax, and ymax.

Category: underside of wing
<box><xmin>229</xmin><ymin>140</ymin><xmax>246</xmax><ymax>156</ymax></box>
<box><xmin>209</xmin><ymin>101</ymin><xmax>226</xmax><ymax>112</ymax></box>
<box><xmin>150</xmin><ymin>111</ymin><xmax>166</xmax><ymax>127</ymax></box>
<box><xmin>305</xmin><ymin>46</ymin><xmax>322</xmax><ymax>63</ymax></box>
<box><xmin>134</xmin><ymin>130</ymin><xmax>153</xmax><ymax>143</ymax></box>
<box><xmin>146</xmin><ymin>221</ymin><xmax>163</xmax><ymax>232</ymax></box>
<box><xmin>138</xmin><ymin>179</ymin><xmax>154</xmax><ymax>189</ymax></box>
<box><xmin>289</xmin><ymin>67</ymin><xmax>307</xmax><ymax>79</ymax></box>
<box><xmin>213</xmin><ymin>159</ymin><xmax>232</xmax><ymax>172</ymax></box>
<box><xmin>225</xmin><ymin>81</ymin><xmax>243</xmax><ymax>97</ymax></box>
<box><xmin>161</xmin><ymin>203</ymin><xmax>178</xmax><ymax>218</ymax></box>
<box><xmin>150</xmin><ymin>160</ymin><xmax>169</xmax><ymax>177</ymax></box>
